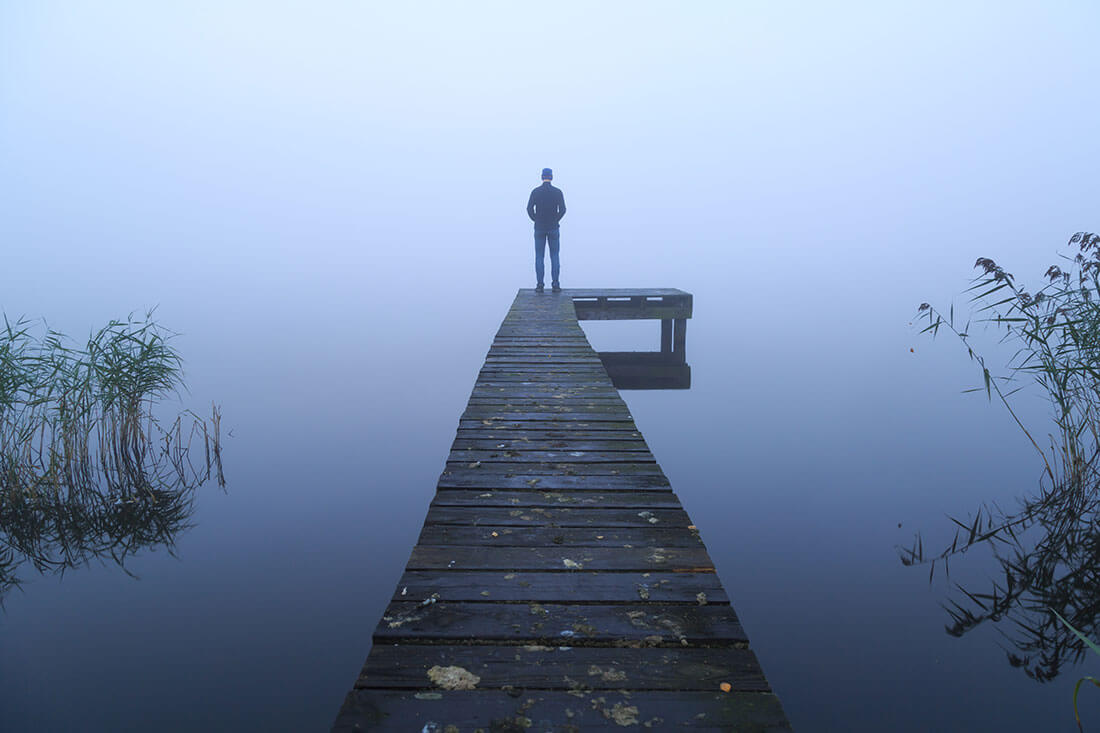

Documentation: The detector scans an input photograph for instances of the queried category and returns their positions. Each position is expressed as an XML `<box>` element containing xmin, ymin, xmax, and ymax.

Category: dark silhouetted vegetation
<box><xmin>902</xmin><ymin>233</ymin><xmax>1100</xmax><ymax>689</ymax></box>
<box><xmin>0</xmin><ymin>312</ymin><xmax>223</xmax><ymax>599</ymax></box>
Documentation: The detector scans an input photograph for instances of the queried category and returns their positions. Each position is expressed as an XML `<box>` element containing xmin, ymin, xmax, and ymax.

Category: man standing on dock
<box><xmin>527</xmin><ymin>167</ymin><xmax>567</xmax><ymax>293</ymax></box>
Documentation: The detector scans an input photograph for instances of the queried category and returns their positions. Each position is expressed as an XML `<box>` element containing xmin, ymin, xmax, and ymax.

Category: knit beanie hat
<box><xmin>541</xmin><ymin>168</ymin><xmax>553</xmax><ymax>180</ymax></box>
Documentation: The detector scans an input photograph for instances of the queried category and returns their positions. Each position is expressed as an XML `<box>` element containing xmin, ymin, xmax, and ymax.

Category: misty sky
<box><xmin>4</xmin><ymin>1</ymin><xmax>1096</xmax><ymax>448</ymax></box>
<box><xmin>4</xmin><ymin>3</ymin><xmax>1097</xmax><ymax>320</ymax></box>
<box><xmin>2</xmin><ymin>3</ymin><xmax>1099</xmax><ymax>730</ymax></box>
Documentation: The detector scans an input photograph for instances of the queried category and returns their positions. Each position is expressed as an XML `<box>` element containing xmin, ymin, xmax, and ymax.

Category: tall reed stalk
<box><xmin>901</xmin><ymin>232</ymin><xmax>1100</xmax><ymax>690</ymax></box>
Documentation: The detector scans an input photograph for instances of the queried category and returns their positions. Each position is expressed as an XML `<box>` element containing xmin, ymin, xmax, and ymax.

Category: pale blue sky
<box><xmin>3</xmin><ymin>2</ymin><xmax>1097</xmax><ymax>322</ymax></box>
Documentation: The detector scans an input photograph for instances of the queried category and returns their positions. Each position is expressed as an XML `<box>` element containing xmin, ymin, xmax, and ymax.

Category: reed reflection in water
<box><xmin>904</xmin><ymin>233</ymin><xmax>1100</xmax><ymax>683</ymax></box>
<box><xmin>0</xmin><ymin>312</ymin><xmax>224</xmax><ymax>600</ymax></box>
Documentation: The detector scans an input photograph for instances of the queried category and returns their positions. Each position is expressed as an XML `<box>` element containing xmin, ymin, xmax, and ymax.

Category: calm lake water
<box><xmin>2</xmin><ymin>274</ymin><xmax>1098</xmax><ymax>731</ymax></box>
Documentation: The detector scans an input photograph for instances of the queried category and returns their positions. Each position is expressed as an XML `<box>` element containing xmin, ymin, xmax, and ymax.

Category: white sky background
<box><xmin>3</xmin><ymin>2</ymin><xmax>1096</xmax><ymax>314</ymax></box>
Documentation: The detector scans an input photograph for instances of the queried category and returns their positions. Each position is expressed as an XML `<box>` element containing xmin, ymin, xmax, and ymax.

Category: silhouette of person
<box><xmin>526</xmin><ymin>167</ymin><xmax>566</xmax><ymax>293</ymax></box>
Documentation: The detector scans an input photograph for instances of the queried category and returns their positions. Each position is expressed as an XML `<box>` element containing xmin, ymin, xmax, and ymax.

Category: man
<box><xmin>526</xmin><ymin>167</ymin><xmax>566</xmax><ymax>293</ymax></box>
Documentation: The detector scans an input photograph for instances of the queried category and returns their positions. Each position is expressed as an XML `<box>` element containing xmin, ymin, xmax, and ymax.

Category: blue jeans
<box><xmin>534</xmin><ymin>228</ymin><xmax>560</xmax><ymax>286</ymax></box>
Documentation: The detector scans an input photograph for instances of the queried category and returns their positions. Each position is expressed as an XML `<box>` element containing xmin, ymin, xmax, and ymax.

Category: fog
<box><xmin>2</xmin><ymin>3</ymin><xmax>1098</xmax><ymax>730</ymax></box>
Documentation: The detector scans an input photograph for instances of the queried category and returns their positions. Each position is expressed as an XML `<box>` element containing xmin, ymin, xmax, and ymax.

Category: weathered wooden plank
<box><xmin>486</xmin><ymin>343</ymin><xmax>596</xmax><ymax>349</ymax></box>
<box><xmin>436</xmin><ymin>473</ymin><xmax>671</xmax><ymax>490</ymax></box>
<box><xmin>473</xmin><ymin>371</ymin><xmax>614</xmax><ymax>377</ymax></box>
<box><xmin>480</xmin><ymin>355</ymin><xmax>600</xmax><ymax>361</ymax></box>
<box><xmin>492</xmin><ymin>331</ymin><xmax>593</xmax><ymax>336</ymax></box>
<box><xmin>474</xmin><ymin>377</ymin><xmax>611</xmax><ymax>383</ymax></box>
<box><xmin>486</xmin><ymin>343</ymin><xmax>598</xmax><ymax>349</ymax></box>
<box><xmin>468</xmin><ymin>393</ymin><xmax>623</xmax><ymax>403</ymax></box>
<box><xmin>424</xmin><ymin>506</ymin><xmax>692</xmax><ymax>527</ymax></box>
<box><xmin>480</xmin><ymin>351</ymin><xmax>597</xmax><ymax>355</ymax></box>
<box><xmin>482</xmin><ymin>343</ymin><xmax>593</xmax><ymax>349</ymax></box>
<box><xmin>488</xmin><ymin>340</ymin><xmax>595</xmax><ymax>344</ymax></box>
<box><xmin>392</xmin><ymin>570</ymin><xmax>729</xmax><ymax>603</ymax></box>
<box><xmin>575</xmin><ymin>303</ymin><xmax>693</xmax><ymax>321</ymax></box>
<box><xmin>571</xmin><ymin>290</ymin><xmax>693</xmax><ymax>320</ymax></box>
<box><xmin>473</xmin><ymin>375</ymin><xmax>616</xmax><ymax>383</ymax></box>
<box><xmin>490</xmin><ymin>332</ymin><xmax>589</xmax><ymax>338</ymax></box>
<box><xmin>470</xmin><ymin>382</ymin><xmax>620</xmax><ymax>391</ymax></box>
<box><xmin>458</xmin><ymin>418</ymin><xmax>637</xmax><ymax>428</ymax></box>
<box><xmin>464</xmin><ymin>396</ymin><xmax>628</xmax><ymax>405</ymax></box>
<box><xmin>472</xmin><ymin>382</ymin><xmax>617</xmax><ymax>389</ymax></box>
<box><xmin>375</xmin><ymin>602</ymin><xmax>745</xmax><ymax>644</ymax></box>
<box><xmin>467</xmin><ymin>396</ymin><xmax>625</xmax><ymax>403</ymax></box>
<box><xmin>475</xmin><ymin>375</ymin><xmax>611</xmax><ymax>382</ymax></box>
<box><xmin>461</xmin><ymin>401</ymin><xmax>628</xmax><ymax>410</ymax></box>
<box><xmin>565</xmin><ymin>288</ymin><xmax>690</xmax><ymax>297</ymax></box>
<box><xmin>356</xmin><ymin>644</ymin><xmax>769</xmax><ymax>692</ymax></box>
<box><xmin>477</xmin><ymin>354</ymin><xmax>602</xmax><ymax>360</ymax></box>
<box><xmin>481</xmin><ymin>356</ymin><xmax>602</xmax><ymax>363</ymax></box>
<box><xmin>464</xmin><ymin>403</ymin><xmax>631</xmax><ymax>412</ymax></box>
<box><xmin>447</xmin><ymin>450</ymin><xmax>655</xmax><ymax>464</ymax></box>
<box><xmin>334</xmin><ymin>689</ymin><xmax>791</xmax><ymax>732</ymax></box>
<box><xmin>469</xmin><ymin>382</ymin><xmax>623</xmax><ymax>389</ymax></box>
<box><xmin>460</xmin><ymin>411</ymin><xmax>635</xmax><ymax>422</ymax></box>
<box><xmin>476</xmin><ymin>371</ymin><xmax>612</xmax><ymax>379</ymax></box>
<box><xmin>479</xmin><ymin>364</ymin><xmax>604</xmax><ymax>370</ymax></box>
<box><xmin>457</xmin><ymin>420</ymin><xmax>640</xmax><ymax>431</ymax></box>
<box><xmin>416</xmin><ymin>525</ymin><xmax>704</xmax><ymax>548</ymax></box>
<box><xmin>494</xmin><ymin>329</ymin><xmax>586</xmax><ymax>334</ymax></box>
<box><xmin>446</xmin><ymin>457</ymin><xmax>655</xmax><ymax>470</ymax></box>
<box><xmin>487</xmin><ymin>344</ymin><xmax>597</xmax><ymax>350</ymax></box>
<box><xmin>450</xmin><ymin>438</ymin><xmax>650</xmax><ymax>451</ymax></box>
<box><xmin>406</xmin><ymin>545</ymin><xmax>714</xmax><ymax>572</ymax></box>
<box><xmin>484</xmin><ymin>356</ymin><xmax>601</xmax><ymax>362</ymax></box>
<box><xmin>442</xmin><ymin>464</ymin><xmax>665</xmax><ymax>478</ymax></box>
<box><xmin>430</xmin><ymin>490</ymin><xmax>680</xmax><ymax>508</ymax></box>
<box><xmin>453</xmin><ymin>429</ymin><xmax>645</xmax><ymax>441</ymax></box>
<box><xmin>480</xmin><ymin>359</ymin><xmax>603</xmax><ymax>363</ymax></box>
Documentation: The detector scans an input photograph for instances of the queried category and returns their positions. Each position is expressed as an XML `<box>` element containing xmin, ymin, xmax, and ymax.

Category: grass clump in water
<box><xmin>0</xmin><ymin>311</ymin><xmax>223</xmax><ymax>598</ymax></box>
<box><xmin>902</xmin><ymin>232</ymin><xmax>1100</xmax><ymax>692</ymax></box>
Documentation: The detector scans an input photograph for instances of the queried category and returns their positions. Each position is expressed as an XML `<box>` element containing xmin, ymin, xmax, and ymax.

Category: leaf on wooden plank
<box><xmin>427</xmin><ymin>665</ymin><xmax>480</xmax><ymax>690</ymax></box>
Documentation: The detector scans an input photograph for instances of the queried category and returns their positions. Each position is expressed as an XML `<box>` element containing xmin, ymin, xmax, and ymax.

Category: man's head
<box><xmin>541</xmin><ymin>168</ymin><xmax>553</xmax><ymax>181</ymax></box>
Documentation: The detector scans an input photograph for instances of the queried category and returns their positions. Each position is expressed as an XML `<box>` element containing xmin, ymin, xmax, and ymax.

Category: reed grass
<box><xmin>0</xmin><ymin>311</ymin><xmax>223</xmax><ymax>598</ymax></box>
<box><xmin>1052</xmin><ymin>609</ymin><xmax>1100</xmax><ymax>731</ymax></box>
<box><xmin>900</xmin><ymin>232</ymin><xmax>1100</xmax><ymax>690</ymax></box>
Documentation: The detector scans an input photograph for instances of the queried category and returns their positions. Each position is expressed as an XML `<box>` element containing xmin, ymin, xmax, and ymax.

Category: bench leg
<box><xmin>673</xmin><ymin>318</ymin><xmax>686</xmax><ymax>363</ymax></box>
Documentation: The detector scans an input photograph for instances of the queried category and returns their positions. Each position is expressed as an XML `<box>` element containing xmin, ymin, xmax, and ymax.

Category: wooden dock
<box><xmin>333</xmin><ymin>289</ymin><xmax>791</xmax><ymax>731</ymax></box>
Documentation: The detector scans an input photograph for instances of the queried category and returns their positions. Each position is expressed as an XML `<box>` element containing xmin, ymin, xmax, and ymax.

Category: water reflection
<box><xmin>0</xmin><ymin>483</ymin><xmax>197</xmax><ymax>600</ymax></box>
<box><xmin>598</xmin><ymin>351</ymin><xmax>691</xmax><ymax>390</ymax></box>
<box><xmin>0</xmin><ymin>314</ymin><xmax>223</xmax><ymax>601</ymax></box>
<box><xmin>904</xmin><ymin>234</ymin><xmax>1100</xmax><ymax>682</ymax></box>
<box><xmin>901</xmin><ymin>480</ymin><xmax>1100</xmax><ymax>682</ymax></box>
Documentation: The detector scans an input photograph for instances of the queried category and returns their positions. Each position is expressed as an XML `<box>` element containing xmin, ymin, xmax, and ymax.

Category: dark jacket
<box><xmin>527</xmin><ymin>182</ymin><xmax>566</xmax><ymax>230</ymax></box>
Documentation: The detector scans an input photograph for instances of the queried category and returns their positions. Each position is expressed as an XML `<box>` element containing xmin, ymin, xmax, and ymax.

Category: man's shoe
<box><xmin>552</xmin><ymin>284</ymin><xmax>561</xmax><ymax>293</ymax></box>
<box><xmin>535</xmin><ymin>284</ymin><xmax>544</xmax><ymax>293</ymax></box>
